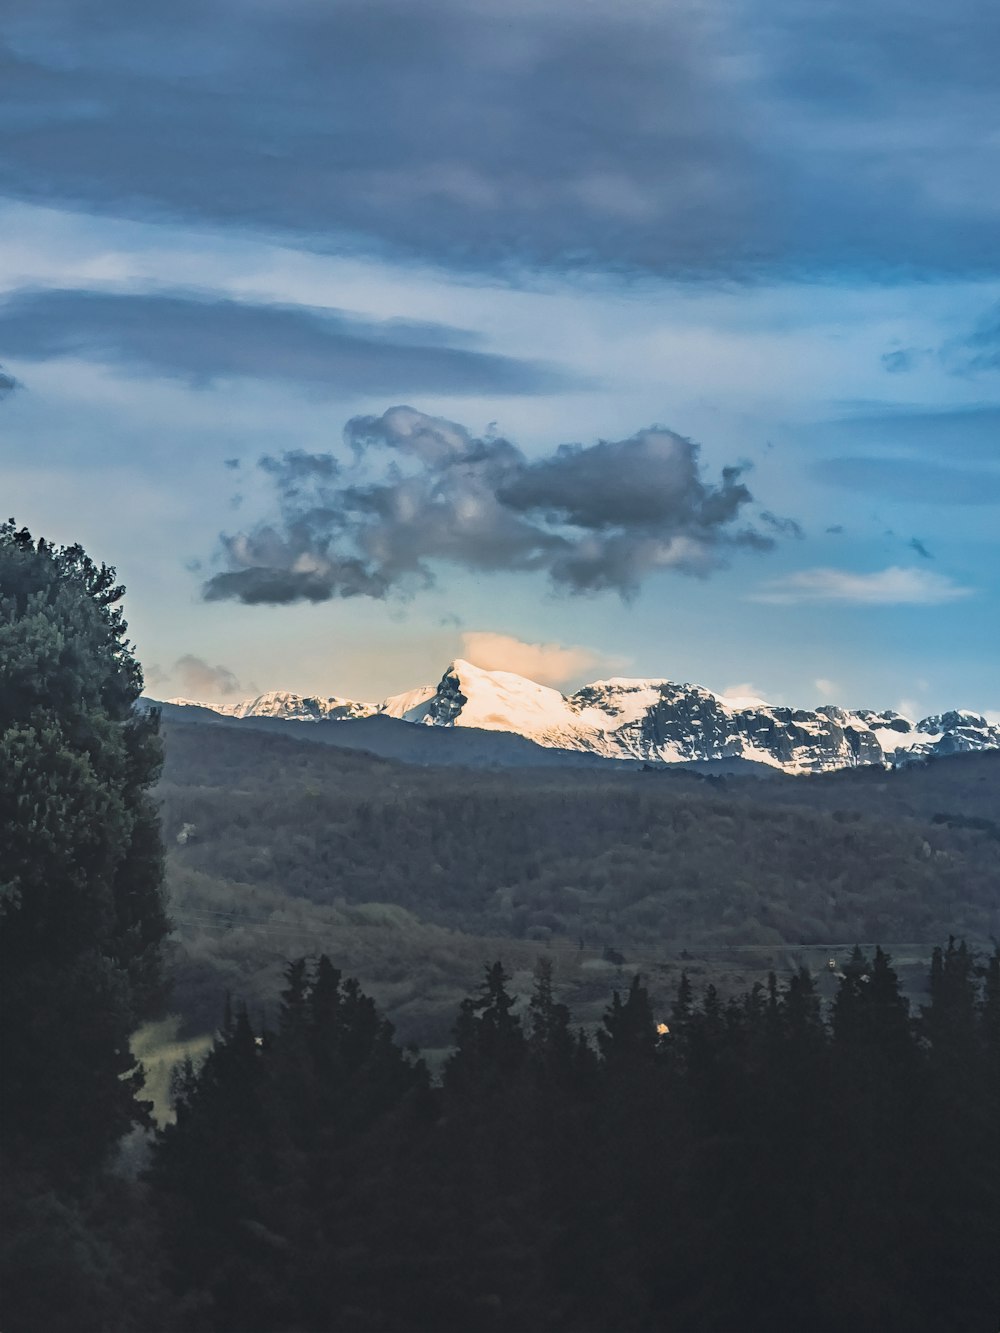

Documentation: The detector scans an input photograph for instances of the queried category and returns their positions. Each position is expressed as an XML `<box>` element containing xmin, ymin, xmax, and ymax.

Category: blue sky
<box><xmin>1</xmin><ymin>0</ymin><xmax>997</xmax><ymax>718</ymax></box>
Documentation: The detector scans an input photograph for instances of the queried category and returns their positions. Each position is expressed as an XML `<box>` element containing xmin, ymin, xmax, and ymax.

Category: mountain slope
<box><xmin>161</xmin><ymin>658</ymin><xmax>1000</xmax><ymax>775</ymax></box>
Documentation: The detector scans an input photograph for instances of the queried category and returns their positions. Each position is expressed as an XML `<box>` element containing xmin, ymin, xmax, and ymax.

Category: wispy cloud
<box><xmin>965</xmin><ymin>305</ymin><xmax>1000</xmax><ymax>373</ymax></box>
<box><xmin>0</xmin><ymin>287</ymin><xmax>574</xmax><ymax>396</ymax></box>
<box><xmin>881</xmin><ymin>303</ymin><xmax>1000</xmax><ymax>377</ymax></box>
<box><xmin>752</xmin><ymin>566</ymin><xmax>974</xmax><ymax>606</ymax></box>
<box><xmin>823</xmin><ymin>405</ymin><xmax>1000</xmax><ymax>461</ymax></box>
<box><xmin>813</xmin><ymin>456</ymin><xmax>1000</xmax><ymax>506</ymax></box>
<box><xmin>881</xmin><ymin>348</ymin><xmax>926</xmax><ymax>375</ymax></box>
<box><xmin>720</xmin><ymin>681</ymin><xmax>767</xmax><ymax>703</ymax></box>
<box><xmin>948</xmin><ymin>301</ymin><xmax>1000</xmax><ymax>374</ymax></box>
<box><xmin>460</xmin><ymin>631</ymin><xmax>625</xmax><ymax>687</ymax></box>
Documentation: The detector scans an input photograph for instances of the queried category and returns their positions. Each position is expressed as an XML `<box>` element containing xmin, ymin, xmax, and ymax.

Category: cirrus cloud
<box><xmin>751</xmin><ymin>566</ymin><xmax>974</xmax><ymax>606</ymax></box>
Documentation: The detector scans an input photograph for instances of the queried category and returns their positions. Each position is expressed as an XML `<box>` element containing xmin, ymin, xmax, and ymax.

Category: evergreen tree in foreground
<box><xmin>146</xmin><ymin>947</ymin><xmax>1000</xmax><ymax>1333</ymax></box>
<box><xmin>0</xmin><ymin>520</ymin><xmax>170</xmax><ymax>1174</ymax></box>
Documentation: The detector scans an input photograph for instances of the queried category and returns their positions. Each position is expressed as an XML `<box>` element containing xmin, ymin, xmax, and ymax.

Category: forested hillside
<box><xmin>157</xmin><ymin>721</ymin><xmax>1000</xmax><ymax>1044</ymax></box>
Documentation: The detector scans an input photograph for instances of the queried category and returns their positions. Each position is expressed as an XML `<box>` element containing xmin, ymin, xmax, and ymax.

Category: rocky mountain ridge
<box><xmin>164</xmin><ymin>658</ymin><xmax>1000</xmax><ymax>774</ymax></box>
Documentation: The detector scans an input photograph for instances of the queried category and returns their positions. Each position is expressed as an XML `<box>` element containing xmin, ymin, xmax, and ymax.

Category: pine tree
<box><xmin>527</xmin><ymin>956</ymin><xmax>573</xmax><ymax>1079</ymax></box>
<box><xmin>445</xmin><ymin>961</ymin><xmax>525</xmax><ymax>1092</ymax></box>
<box><xmin>597</xmin><ymin>974</ymin><xmax>659</xmax><ymax>1068</ymax></box>
<box><xmin>982</xmin><ymin>945</ymin><xmax>1000</xmax><ymax>1096</ymax></box>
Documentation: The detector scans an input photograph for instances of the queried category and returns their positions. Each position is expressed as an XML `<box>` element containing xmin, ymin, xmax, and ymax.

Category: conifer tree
<box><xmin>445</xmin><ymin>961</ymin><xmax>524</xmax><ymax>1091</ymax></box>
<box><xmin>982</xmin><ymin>945</ymin><xmax>1000</xmax><ymax>1096</ymax></box>
<box><xmin>597</xmin><ymin>974</ymin><xmax>659</xmax><ymax>1067</ymax></box>
<box><xmin>527</xmin><ymin>956</ymin><xmax>573</xmax><ymax>1077</ymax></box>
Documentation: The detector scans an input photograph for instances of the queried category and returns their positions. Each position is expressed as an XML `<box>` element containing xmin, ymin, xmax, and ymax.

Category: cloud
<box><xmin>0</xmin><ymin>366</ymin><xmax>17</xmax><ymax>398</ymax></box>
<box><xmin>752</xmin><ymin>565</ymin><xmax>974</xmax><ymax>606</ymax></box>
<box><xmin>814</xmin><ymin>678</ymin><xmax>839</xmax><ymax>698</ymax></box>
<box><xmin>759</xmin><ymin>511</ymin><xmax>804</xmax><ymax>539</ymax></box>
<box><xmin>825</xmin><ymin>405</ymin><xmax>1000</xmax><ymax>460</ymax></box>
<box><xmin>720</xmin><ymin>682</ymin><xmax>767</xmax><ymax>703</ymax></box>
<box><xmin>963</xmin><ymin>307</ymin><xmax>1000</xmax><ymax>372</ymax></box>
<box><xmin>881</xmin><ymin>349</ymin><xmax>921</xmax><ymax>374</ymax></box>
<box><xmin>0</xmin><ymin>288</ymin><xmax>572</xmax><ymax>396</ymax></box>
<box><xmin>203</xmin><ymin>406</ymin><xmax>782</xmax><ymax>604</ymax></box>
<box><xmin>813</xmin><ymin>456</ymin><xmax>1000</xmax><ymax>506</ymax></box>
<box><xmin>883</xmin><ymin>305</ymin><xmax>1000</xmax><ymax>377</ymax></box>
<box><xmin>947</xmin><ymin>302</ymin><xmax>1000</xmax><ymax>374</ymax></box>
<box><xmin>879</xmin><ymin>348</ymin><xmax>934</xmax><ymax>375</ymax></box>
<box><xmin>460</xmin><ymin>631</ymin><xmax>624</xmax><ymax>687</ymax></box>
<box><xmin>1</xmin><ymin>0</ymin><xmax>997</xmax><ymax>278</ymax></box>
<box><xmin>908</xmin><ymin>537</ymin><xmax>932</xmax><ymax>559</ymax></box>
<box><xmin>173</xmin><ymin>654</ymin><xmax>241</xmax><ymax>697</ymax></box>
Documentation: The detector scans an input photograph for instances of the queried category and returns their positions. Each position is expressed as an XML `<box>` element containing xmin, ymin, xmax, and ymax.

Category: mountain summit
<box><xmin>165</xmin><ymin>659</ymin><xmax>1000</xmax><ymax>774</ymax></box>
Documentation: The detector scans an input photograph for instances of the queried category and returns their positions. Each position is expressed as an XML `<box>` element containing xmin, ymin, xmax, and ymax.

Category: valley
<box><xmin>157</xmin><ymin>719</ymin><xmax>1000</xmax><ymax>1049</ymax></box>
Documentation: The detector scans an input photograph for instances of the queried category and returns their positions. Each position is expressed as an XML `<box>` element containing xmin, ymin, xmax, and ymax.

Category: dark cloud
<box><xmin>0</xmin><ymin>288</ymin><xmax>571</xmax><ymax>395</ymax></box>
<box><xmin>909</xmin><ymin>537</ymin><xmax>932</xmax><ymax>559</ymax></box>
<box><xmin>224</xmin><ymin>457</ymin><xmax>241</xmax><ymax>470</ymax></box>
<box><xmin>0</xmin><ymin>0</ymin><xmax>997</xmax><ymax>277</ymax></box>
<box><xmin>826</xmin><ymin>524</ymin><xmax>845</xmax><ymax>534</ymax></box>
<box><xmin>497</xmin><ymin>432</ymin><xmax>748</xmax><ymax>530</ymax></box>
<box><xmin>173</xmin><ymin>654</ymin><xmax>240</xmax><ymax>696</ymax></box>
<box><xmin>203</xmin><ymin>406</ymin><xmax>780</xmax><ymax>604</ymax></box>
<box><xmin>0</xmin><ymin>366</ymin><xmax>17</xmax><ymax>398</ymax></box>
<box><xmin>813</xmin><ymin>456</ymin><xmax>1000</xmax><ymax>506</ymax></box>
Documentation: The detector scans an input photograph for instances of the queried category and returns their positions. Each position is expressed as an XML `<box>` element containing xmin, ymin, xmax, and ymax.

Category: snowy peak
<box><xmin>168</xmin><ymin>689</ymin><xmax>374</xmax><ymax>723</ymax></box>
<box><xmin>416</xmin><ymin>659</ymin><xmax>583</xmax><ymax>736</ymax></box>
<box><xmin>161</xmin><ymin>664</ymin><xmax>1000</xmax><ymax>774</ymax></box>
<box><xmin>379</xmin><ymin>684</ymin><xmax>438</xmax><ymax>723</ymax></box>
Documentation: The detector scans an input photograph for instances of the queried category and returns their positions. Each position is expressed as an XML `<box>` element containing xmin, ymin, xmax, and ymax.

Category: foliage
<box><xmin>0</xmin><ymin>521</ymin><xmax>174</xmax><ymax>1333</ymax></box>
<box><xmin>156</xmin><ymin>721</ymin><xmax>1000</xmax><ymax>1043</ymax></box>
<box><xmin>147</xmin><ymin>944</ymin><xmax>1000</xmax><ymax>1332</ymax></box>
<box><xmin>150</xmin><ymin>958</ymin><xmax>427</xmax><ymax>1331</ymax></box>
<box><xmin>0</xmin><ymin>520</ymin><xmax>170</xmax><ymax>1170</ymax></box>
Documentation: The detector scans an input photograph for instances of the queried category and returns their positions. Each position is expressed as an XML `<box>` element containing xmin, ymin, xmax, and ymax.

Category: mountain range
<box><xmin>157</xmin><ymin>659</ymin><xmax>1000</xmax><ymax>775</ymax></box>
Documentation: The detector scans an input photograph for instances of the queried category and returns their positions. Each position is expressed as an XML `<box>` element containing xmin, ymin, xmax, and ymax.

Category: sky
<box><xmin>1</xmin><ymin>0</ymin><xmax>998</xmax><ymax>719</ymax></box>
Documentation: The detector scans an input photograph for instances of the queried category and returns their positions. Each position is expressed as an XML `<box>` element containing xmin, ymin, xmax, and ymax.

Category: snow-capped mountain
<box><xmin>165</xmin><ymin>659</ymin><xmax>1000</xmax><ymax>774</ymax></box>
<box><xmin>168</xmin><ymin>690</ymin><xmax>375</xmax><ymax>723</ymax></box>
